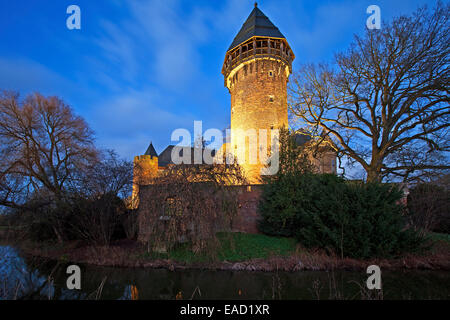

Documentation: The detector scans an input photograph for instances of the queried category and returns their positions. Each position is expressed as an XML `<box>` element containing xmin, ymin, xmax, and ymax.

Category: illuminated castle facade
<box><xmin>217</xmin><ymin>3</ymin><xmax>294</xmax><ymax>183</ymax></box>
<box><xmin>132</xmin><ymin>4</ymin><xmax>336</xmax><ymax>206</ymax></box>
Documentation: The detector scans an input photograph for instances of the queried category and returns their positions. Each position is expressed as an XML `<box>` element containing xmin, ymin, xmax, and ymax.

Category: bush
<box><xmin>259</xmin><ymin>173</ymin><xmax>425</xmax><ymax>259</ymax></box>
<box><xmin>70</xmin><ymin>192</ymin><xmax>127</xmax><ymax>245</ymax></box>
<box><xmin>407</xmin><ymin>183</ymin><xmax>450</xmax><ymax>234</ymax></box>
<box><xmin>122</xmin><ymin>209</ymin><xmax>138</xmax><ymax>240</ymax></box>
<box><xmin>7</xmin><ymin>193</ymin><xmax>129</xmax><ymax>245</ymax></box>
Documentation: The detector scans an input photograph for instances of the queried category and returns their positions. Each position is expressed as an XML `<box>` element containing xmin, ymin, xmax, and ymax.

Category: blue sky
<box><xmin>0</xmin><ymin>0</ymin><xmax>438</xmax><ymax>162</ymax></box>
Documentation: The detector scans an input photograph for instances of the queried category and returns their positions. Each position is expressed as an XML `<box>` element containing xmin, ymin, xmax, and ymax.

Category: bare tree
<box><xmin>137</xmin><ymin>160</ymin><xmax>247</xmax><ymax>255</ymax></box>
<box><xmin>0</xmin><ymin>91</ymin><xmax>98</xmax><ymax>207</ymax></box>
<box><xmin>79</xmin><ymin>149</ymin><xmax>133</xmax><ymax>199</ymax></box>
<box><xmin>289</xmin><ymin>3</ymin><xmax>449</xmax><ymax>182</ymax></box>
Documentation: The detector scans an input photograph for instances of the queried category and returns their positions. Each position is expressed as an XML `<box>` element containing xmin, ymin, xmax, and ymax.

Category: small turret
<box><xmin>131</xmin><ymin>142</ymin><xmax>159</xmax><ymax>208</ymax></box>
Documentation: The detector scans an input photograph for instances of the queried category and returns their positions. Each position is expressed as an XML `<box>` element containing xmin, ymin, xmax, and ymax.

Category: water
<box><xmin>1</xmin><ymin>245</ymin><xmax>449</xmax><ymax>300</ymax></box>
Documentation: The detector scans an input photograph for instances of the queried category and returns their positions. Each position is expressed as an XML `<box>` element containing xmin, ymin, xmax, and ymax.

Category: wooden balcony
<box><xmin>222</xmin><ymin>37</ymin><xmax>294</xmax><ymax>79</ymax></box>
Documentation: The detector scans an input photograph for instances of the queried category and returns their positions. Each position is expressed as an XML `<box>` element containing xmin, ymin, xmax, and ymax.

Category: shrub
<box><xmin>407</xmin><ymin>183</ymin><xmax>450</xmax><ymax>234</ymax></box>
<box><xmin>259</xmin><ymin>173</ymin><xmax>425</xmax><ymax>259</ymax></box>
<box><xmin>70</xmin><ymin>192</ymin><xmax>127</xmax><ymax>245</ymax></box>
<box><xmin>8</xmin><ymin>193</ymin><xmax>128</xmax><ymax>245</ymax></box>
<box><xmin>122</xmin><ymin>209</ymin><xmax>138</xmax><ymax>240</ymax></box>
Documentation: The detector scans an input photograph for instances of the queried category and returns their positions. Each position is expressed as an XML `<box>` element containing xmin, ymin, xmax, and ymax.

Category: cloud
<box><xmin>89</xmin><ymin>0</ymin><xmax>211</xmax><ymax>90</ymax></box>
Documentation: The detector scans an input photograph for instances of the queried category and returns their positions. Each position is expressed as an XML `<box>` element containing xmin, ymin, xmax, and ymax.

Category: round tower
<box><xmin>222</xmin><ymin>4</ymin><xmax>295</xmax><ymax>183</ymax></box>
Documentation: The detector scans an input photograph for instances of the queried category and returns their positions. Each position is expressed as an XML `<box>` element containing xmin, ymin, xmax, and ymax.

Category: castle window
<box><xmin>268</xmin><ymin>70</ymin><xmax>273</xmax><ymax>77</ymax></box>
<box><xmin>269</xmin><ymin>95</ymin><xmax>274</xmax><ymax>102</ymax></box>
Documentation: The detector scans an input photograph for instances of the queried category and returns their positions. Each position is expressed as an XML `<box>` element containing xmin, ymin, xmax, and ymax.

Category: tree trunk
<box><xmin>366</xmin><ymin>169</ymin><xmax>382</xmax><ymax>183</ymax></box>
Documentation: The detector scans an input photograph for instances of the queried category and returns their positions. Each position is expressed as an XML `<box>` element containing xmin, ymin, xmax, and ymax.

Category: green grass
<box><xmin>216</xmin><ymin>232</ymin><xmax>297</xmax><ymax>261</ymax></box>
<box><xmin>141</xmin><ymin>232</ymin><xmax>298</xmax><ymax>263</ymax></box>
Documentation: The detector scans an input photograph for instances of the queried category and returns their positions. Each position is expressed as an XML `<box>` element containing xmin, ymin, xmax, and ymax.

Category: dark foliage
<box><xmin>260</xmin><ymin>173</ymin><xmax>425</xmax><ymax>258</ymax></box>
<box><xmin>408</xmin><ymin>183</ymin><xmax>450</xmax><ymax>234</ymax></box>
<box><xmin>259</xmin><ymin>128</ymin><xmax>425</xmax><ymax>258</ymax></box>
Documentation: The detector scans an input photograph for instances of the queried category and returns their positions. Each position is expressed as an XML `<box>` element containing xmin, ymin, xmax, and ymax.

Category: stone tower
<box><xmin>131</xmin><ymin>142</ymin><xmax>159</xmax><ymax>208</ymax></box>
<box><xmin>222</xmin><ymin>3</ymin><xmax>295</xmax><ymax>183</ymax></box>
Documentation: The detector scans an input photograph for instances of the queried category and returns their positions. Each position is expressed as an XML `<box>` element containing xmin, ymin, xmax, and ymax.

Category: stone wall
<box><xmin>136</xmin><ymin>184</ymin><xmax>264</xmax><ymax>242</ymax></box>
<box><xmin>231</xmin><ymin>185</ymin><xmax>263</xmax><ymax>234</ymax></box>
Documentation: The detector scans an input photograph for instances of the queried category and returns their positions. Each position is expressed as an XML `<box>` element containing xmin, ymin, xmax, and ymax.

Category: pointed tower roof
<box><xmin>227</xmin><ymin>3</ymin><xmax>286</xmax><ymax>51</ymax></box>
<box><xmin>144</xmin><ymin>142</ymin><xmax>158</xmax><ymax>157</ymax></box>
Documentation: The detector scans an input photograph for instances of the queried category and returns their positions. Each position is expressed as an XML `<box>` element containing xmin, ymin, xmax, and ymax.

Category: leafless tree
<box><xmin>288</xmin><ymin>2</ymin><xmax>449</xmax><ymax>182</ymax></box>
<box><xmin>137</xmin><ymin>159</ymin><xmax>247</xmax><ymax>255</ymax></box>
<box><xmin>79</xmin><ymin>149</ymin><xmax>133</xmax><ymax>199</ymax></box>
<box><xmin>0</xmin><ymin>91</ymin><xmax>98</xmax><ymax>207</ymax></box>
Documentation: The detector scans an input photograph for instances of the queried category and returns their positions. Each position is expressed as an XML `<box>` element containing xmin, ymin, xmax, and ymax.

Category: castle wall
<box><xmin>137</xmin><ymin>184</ymin><xmax>263</xmax><ymax>242</ymax></box>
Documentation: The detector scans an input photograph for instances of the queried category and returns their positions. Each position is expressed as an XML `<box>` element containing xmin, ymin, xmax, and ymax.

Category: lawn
<box><xmin>142</xmin><ymin>232</ymin><xmax>298</xmax><ymax>263</ymax></box>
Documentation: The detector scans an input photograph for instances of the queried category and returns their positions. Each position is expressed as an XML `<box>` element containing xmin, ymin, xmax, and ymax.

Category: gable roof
<box><xmin>227</xmin><ymin>5</ymin><xmax>286</xmax><ymax>51</ymax></box>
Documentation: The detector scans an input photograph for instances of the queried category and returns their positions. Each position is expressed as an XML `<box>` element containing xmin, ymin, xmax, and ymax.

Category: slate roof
<box><xmin>144</xmin><ymin>142</ymin><xmax>158</xmax><ymax>157</ymax></box>
<box><xmin>227</xmin><ymin>4</ymin><xmax>286</xmax><ymax>51</ymax></box>
<box><xmin>158</xmin><ymin>145</ymin><xmax>217</xmax><ymax>167</ymax></box>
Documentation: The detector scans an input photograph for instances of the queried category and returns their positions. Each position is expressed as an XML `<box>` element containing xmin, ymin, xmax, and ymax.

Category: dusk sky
<box><xmin>0</xmin><ymin>0</ymin><xmax>437</xmax><ymax>162</ymax></box>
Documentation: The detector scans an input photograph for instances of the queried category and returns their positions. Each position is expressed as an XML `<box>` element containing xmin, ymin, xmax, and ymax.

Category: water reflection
<box><xmin>0</xmin><ymin>246</ymin><xmax>449</xmax><ymax>300</ymax></box>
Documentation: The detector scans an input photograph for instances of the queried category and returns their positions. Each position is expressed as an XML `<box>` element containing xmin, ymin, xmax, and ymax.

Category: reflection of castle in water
<box><xmin>3</xmin><ymin>246</ymin><xmax>449</xmax><ymax>300</ymax></box>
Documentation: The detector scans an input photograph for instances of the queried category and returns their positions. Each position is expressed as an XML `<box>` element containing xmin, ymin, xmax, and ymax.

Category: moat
<box><xmin>1</xmin><ymin>246</ymin><xmax>449</xmax><ymax>300</ymax></box>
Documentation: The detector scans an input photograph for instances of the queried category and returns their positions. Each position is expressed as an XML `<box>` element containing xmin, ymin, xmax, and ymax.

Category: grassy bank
<box><xmin>142</xmin><ymin>232</ymin><xmax>298</xmax><ymax>263</ymax></box>
<box><xmin>6</xmin><ymin>232</ymin><xmax>450</xmax><ymax>271</ymax></box>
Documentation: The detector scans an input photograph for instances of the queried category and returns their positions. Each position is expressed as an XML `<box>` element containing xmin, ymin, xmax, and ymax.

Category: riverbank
<box><xmin>6</xmin><ymin>232</ymin><xmax>450</xmax><ymax>272</ymax></box>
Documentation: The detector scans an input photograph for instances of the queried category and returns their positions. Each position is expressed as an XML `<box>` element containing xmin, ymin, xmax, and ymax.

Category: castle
<box><xmin>132</xmin><ymin>4</ymin><xmax>336</xmax><ymax>206</ymax></box>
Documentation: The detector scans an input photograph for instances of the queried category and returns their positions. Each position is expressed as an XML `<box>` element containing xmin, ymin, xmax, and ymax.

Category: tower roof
<box><xmin>144</xmin><ymin>142</ymin><xmax>158</xmax><ymax>157</ymax></box>
<box><xmin>227</xmin><ymin>4</ymin><xmax>286</xmax><ymax>51</ymax></box>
